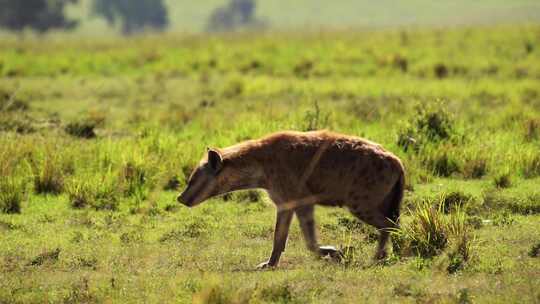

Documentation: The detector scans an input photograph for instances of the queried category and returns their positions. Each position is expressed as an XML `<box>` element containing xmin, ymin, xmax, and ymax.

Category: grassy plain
<box><xmin>1</xmin><ymin>25</ymin><xmax>540</xmax><ymax>303</ymax></box>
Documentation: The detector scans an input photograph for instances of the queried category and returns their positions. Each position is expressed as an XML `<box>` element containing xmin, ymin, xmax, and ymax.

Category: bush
<box><xmin>0</xmin><ymin>178</ymin><xmax>24</xmax><ymax>214</ymax></box>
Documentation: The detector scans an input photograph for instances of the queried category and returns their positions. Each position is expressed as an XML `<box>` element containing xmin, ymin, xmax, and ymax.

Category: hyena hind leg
<box><xmin>351</xmin><ymin>210</ymin><xmax>397</xmax><ymax>260</ymax></box>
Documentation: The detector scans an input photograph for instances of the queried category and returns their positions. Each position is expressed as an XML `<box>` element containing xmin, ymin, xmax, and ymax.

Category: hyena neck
<box><xmin>222</xmin><ymin>140</ymin><xmax>269</xmax><ymax>191</ymax></box>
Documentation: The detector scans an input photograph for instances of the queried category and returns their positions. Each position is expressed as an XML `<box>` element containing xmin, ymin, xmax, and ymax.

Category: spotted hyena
<box><xmin>178</xmin><ymin>130</ymin><xmax>405</xmax><ymax>268</ymax></box>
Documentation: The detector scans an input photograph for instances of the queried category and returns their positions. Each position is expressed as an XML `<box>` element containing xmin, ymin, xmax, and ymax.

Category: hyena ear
<box><xmin>207</xmin><ymin>148</ymin><xmax>223</xmax><ymax>173</ymax></box>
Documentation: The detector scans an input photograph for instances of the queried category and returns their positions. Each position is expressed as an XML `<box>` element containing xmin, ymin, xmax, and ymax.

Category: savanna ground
<box><xmin>1</xmin><ymin>25</ymin><xmax>540</xmax><ymax>303</ymax></box>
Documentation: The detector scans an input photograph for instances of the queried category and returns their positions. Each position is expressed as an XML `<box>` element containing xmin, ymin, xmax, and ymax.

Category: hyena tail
<box><xmin>383</xmin><ymin>172</ymin><xmax>405</xmax><ymax>227</ymax></box>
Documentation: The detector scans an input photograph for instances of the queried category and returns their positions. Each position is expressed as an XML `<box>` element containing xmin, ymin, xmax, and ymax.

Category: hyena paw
<box><xmin>256</xmin><ymin>260</ymin><xmax>276</xmax><ymax>270</ymax></box>
<box><xmin>374</xmin><ymin>250</ymin><xmax>388</xmax><ymax>261</ymax></box>
<box><xmin>318</xmin><ymin>246</ymin><xmax>344</xmax><ymax>261</ymax></box>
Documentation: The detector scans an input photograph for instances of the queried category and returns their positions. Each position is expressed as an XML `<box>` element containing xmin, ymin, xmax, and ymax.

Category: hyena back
<box><xmin>178</xmin><ymin>130</ymin><xmax>405</xmax><ymax>268</ymax></box>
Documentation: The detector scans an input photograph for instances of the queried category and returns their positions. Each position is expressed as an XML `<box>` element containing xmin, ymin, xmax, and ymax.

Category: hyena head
<box><xmin>177</xmin><ymin>148</ymin><xmax>225</xmax><ymax>207</ymax></box>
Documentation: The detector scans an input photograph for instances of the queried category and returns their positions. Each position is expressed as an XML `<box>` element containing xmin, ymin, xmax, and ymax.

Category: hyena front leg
<box><xmin>257</xmin><ymin>209</ymin><xmax>294</xmax><ymax>269</ymax></box>
<box><xmin>295</xmin><ymin>205</ymin><xmax>342</xmax><ymax>260</ymax></box>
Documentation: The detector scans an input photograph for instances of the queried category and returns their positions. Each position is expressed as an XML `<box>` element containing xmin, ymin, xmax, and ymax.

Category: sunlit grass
<box><xmin>0</xmin><ymin>25</ymin><xmax>539</xmax><ymax>303</ymax></box>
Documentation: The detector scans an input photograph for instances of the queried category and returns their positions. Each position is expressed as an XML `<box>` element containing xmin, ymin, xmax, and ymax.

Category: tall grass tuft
<box><xmin>493</xmin><ymin>172</ymin><xmax>512</xmax><ymax>188</ymax></box>
<box><xmin>67</xmin><ymin>174</ymin><xmax>119</xmax><ymax>211</ymax></box>
<box><xmin>392</xmin><ymin>200</ymin><xmax>471</xmax><ymax>260</ymax></box>
<box><xmin>33</xmin><ymin>156</ymin><xmax>64</xmax><ymax>195</ymax></box>
<box><xmin>446</xmin><ymin>232</ymin><xmax>473</xmax><ymax>274</ymax></box>
<box><xmin>523</xmin><ymin>153</ymin><xmax>540</xmax><ymax>178</ymax></box>
<box><xmin>423</xmin><ymin>150</ymin><xmax>460</xmax><ymax>177</ymax></box>
<box><xmin>463</xmin><ymin>157</ymin><xmax>488</xmax><ymax>179</ymax></box>
<box><xmin>524</xmin><ymin>118</ymin><xmax>539</xmax><ymax>142</ymax></box>
<box><xmin>302</xmin><ymin>100</ymin><xmax>331</xmax><ymax>131</ymax></box>
<box><xmin>398</xmin><ymin>201</ymin><xmax>448</xmax><ymax>258</ymax></box>
<box><xmin>119</xmin><ymin>158</ymin><xmax>157</xmax><ymax>200</ymax></box>
<box><xmin>0</xmin><ymin>177</ymin><xmax>24</xmax><ymax>214</ymax></box>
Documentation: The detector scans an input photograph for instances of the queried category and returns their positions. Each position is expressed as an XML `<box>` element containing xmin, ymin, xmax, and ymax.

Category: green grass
<box><xmin>0</xmin><ymin>25</ymin><xmax>540</xmax><ymax>303</ymax></box>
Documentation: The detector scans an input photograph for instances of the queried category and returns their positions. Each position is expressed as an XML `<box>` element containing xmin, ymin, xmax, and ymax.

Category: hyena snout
<box><xmin>177</xmin><ymin>191</ymin><xmax>194</xmax><ymax>207</ymax></box>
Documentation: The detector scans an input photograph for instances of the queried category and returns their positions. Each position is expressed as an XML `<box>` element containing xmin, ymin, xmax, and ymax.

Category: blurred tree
<box><xmin>92</xmin><ymin>0</ymin><xmax>169</xmax><ymax>35</ymax></box>
<box><xmin>0</xmin><ymin>0</ymin><xmax>78</xmax><ymax>32</ymax></box>
<box><xmin>207</xmin><ymin>0</ymin><xmax>266</xmax><ymax>32</ymax></box>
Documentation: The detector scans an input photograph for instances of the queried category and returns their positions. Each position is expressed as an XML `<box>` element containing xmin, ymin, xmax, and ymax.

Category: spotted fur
<box><xmin>178</xmin><ymin>130</ymin><xmax>405</xmax><ymax>268</ymax></box>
